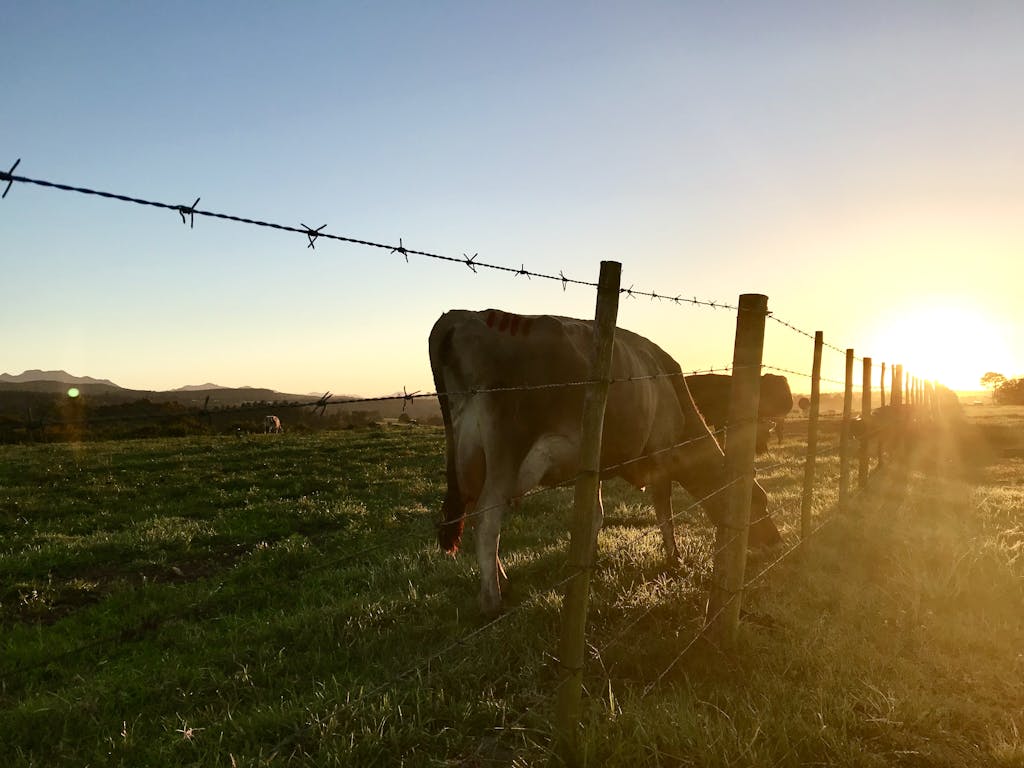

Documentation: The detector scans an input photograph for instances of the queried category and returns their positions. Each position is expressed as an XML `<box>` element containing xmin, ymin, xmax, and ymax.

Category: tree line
<box><xmin>981</xmin><ymin>372</ymin><xmax>1024</xmax><ymax>405</ymax></box>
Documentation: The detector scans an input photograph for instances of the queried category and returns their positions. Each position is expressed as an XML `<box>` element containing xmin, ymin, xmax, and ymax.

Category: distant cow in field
<box><xmin>264</xmin><ymin>415</ymin><xmax>282</xmax><ymax>434</ymax></box>
<box><xmin>798</xmin><ymin>397</ymin><xmax>811</xmax><ymax>416</ymax></box>
<box><xmin>430</xmin><ymin>308</ymin><xmax>781</xmax><ymax>615</ymax></box>
<box><xmin>685</xmin><ymin>373</ymin><xmax>794</xmax><ymax>452</ymax></box>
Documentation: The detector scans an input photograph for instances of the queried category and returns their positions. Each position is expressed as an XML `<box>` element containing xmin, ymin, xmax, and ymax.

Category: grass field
<box><xmin>1</xmin><ymin>411</ymin><xmax>1022</xmax><ymax>766</ymax></box>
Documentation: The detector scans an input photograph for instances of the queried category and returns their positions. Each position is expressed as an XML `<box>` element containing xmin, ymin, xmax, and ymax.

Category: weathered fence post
<box><xmin>800</xmin><ymin>331</ymin><xmax>824</xmax><ymax>540</ymax></box>
<box><xmin>839</xmin><ymin>349</ymin><xmax>854</xmax><ymax>511</ymax></box>
<box><xmin>877</xmin><ymin>362</ymin><xmax>886</xmax><ymax>467</ymax></box>
<box><xmin>707</xmin><ymin>293</ymin><xmax>768</xmax><ymax>645</ymax></box>
<box><xmin>859</xmin><ymin>357</ymin><xmax>872</xmax><ymax>489</ymax></box>
<box><xmin>555</xmin><ymin>260</ymin><xmax>621</xmax><ymax>764</ymax></box>
<box><xmin>893</xmin><ymin>365</ymin><xmax>903</xmax><ymax>407</ymax></box>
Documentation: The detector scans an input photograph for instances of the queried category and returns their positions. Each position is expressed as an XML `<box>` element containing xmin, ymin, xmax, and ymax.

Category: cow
<box><xmin>684</xmin><ymin>373</ymin><xmax>794</xmax><ymax>452</ymax></box>
<box><xmin>264</xmin><ymin>415</ymin><xmax>282</xmax><ymax>434</ymax></box>
<box><xmin>429</xmin><ymin>309</ymin><xmax>781</xmax><ymax>615</ymax></box>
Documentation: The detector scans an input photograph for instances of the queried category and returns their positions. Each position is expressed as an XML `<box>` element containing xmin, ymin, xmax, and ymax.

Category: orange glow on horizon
<box><xmin>864</xmin><ymin>302</ymin><xmax>1017</xmax><ymax>392</ymax></box>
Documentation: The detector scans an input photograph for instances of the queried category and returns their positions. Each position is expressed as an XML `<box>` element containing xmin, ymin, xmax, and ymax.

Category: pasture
<box><xmin>1</xmin><ymin>412</ymin><xmax>1022</xmax><ymax>766</ymax></box>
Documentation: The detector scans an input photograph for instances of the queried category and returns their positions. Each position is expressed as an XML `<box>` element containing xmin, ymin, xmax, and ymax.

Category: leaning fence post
<box><xmin>707</xmin><ymin>293</ymin><xmax>768</xmax><ymax>645</ymax></box>
<box><xmin>555</xmin><ymin>260</ymin><xmax>621</xmax><ymax>764</ymax></box>
<box><xmin>859</xmin><ymin>357</ymin><xmax>872</xmax><ymax>489</ymax></box>
<box><xmin>800</xmin><ymin>331</ymin><xmax>824</xmax><ymax>540</ymax></box>
<box><xmin>839</xmin><ymin>349</ymin><xmax>854</xmax><ymax>511</ymax></box>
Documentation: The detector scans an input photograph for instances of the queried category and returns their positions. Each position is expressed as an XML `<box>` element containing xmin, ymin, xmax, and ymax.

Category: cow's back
<box><xmin>429</xmin><ymin>310</ymin><xmax>592</xmax><ymax>479</ymax></box>
<box><xmin>429</xmin><ymin>310</ymin><xmax>698</xmax><ymax>490</ymax></box>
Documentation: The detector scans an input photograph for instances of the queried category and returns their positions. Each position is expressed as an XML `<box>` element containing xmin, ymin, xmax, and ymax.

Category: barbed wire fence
<box><xmin>0</xmin><ymin>160</ymin><xmax>945</xmax><ymax>764</ymax></box>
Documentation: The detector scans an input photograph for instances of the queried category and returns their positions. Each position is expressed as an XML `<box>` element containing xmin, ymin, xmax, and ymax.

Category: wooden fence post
<box><xmin>859</xmin><ymin>357</ymin><xmax>872</xmax><ymax>489</ymax></box>
<box><xmin>839</xmin><ymin>349</ymin><xmax>854</xmax><ymax>511</ymax></box>
<box><xmin>893</xmin><ymin>365</ymin><xmax>903</xmax><ymax>407</ymax></box>
<box><xmin>877</xmin><ymin>363</ymin><xmax>886</xmax><ymax>466</ymax></box>
<box><xmin>707</xmin><ymin>294</ymin><xmax>768</xmax><ymax>645</ymax></box>
<box><xmin>800</xmin><ymin>331</ymin><xmax>824</xmax><ymax>540</ymax></box>
<box><xmin>555</xmin><ymin>260</ymin><xmax>621</xmax><ymax>764</ymax></box>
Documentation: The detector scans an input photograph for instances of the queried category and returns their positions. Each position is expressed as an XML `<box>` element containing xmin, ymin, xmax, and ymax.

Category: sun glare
<box><xmin>868</xmin><ymin>303</ymin><xmax>1014</xmax><ymax>392</ymax></box>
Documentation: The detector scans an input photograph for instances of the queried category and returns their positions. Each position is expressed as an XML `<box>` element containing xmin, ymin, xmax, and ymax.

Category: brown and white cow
<box><xmin>429</xmin><ymin>309</ymin><xmax>781</xmax><ymax>615</ymax></box>
<box><xmin>264</xmin><ymin>415</ymin><xmax>282</xmax><ymax>434</ymax></box>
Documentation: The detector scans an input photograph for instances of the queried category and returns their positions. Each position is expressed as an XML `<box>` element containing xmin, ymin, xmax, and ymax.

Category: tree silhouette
<box><xmin>981</xmin><ymin>372</ymin><xmax>1006</xmax><ymax>390</ymax></box>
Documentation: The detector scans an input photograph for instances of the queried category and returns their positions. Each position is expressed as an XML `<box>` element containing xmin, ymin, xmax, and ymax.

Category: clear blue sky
<box><xmin>3</xmin><ymin>1</ymin><xmax>1021</xmax><ymax>395</ymax></box>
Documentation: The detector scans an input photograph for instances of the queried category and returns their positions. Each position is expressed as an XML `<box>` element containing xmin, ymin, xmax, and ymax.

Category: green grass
<box><xmin>0</xmin><ymin>415</ymin><xmax>1021</xmax><ymax>766</ymax></box>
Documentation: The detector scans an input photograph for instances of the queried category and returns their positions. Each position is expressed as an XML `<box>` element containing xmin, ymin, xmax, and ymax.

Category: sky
<box><xmin>2</xmin><ymin>1</ymin><xmax>1021</xmax><ymax>397</ymax></box>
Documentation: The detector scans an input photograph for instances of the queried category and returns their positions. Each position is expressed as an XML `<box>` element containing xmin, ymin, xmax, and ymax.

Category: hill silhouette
<box><xmin>0</xmin><ymin>370</ymin><xmax>443</xmax><ymax>442</ymax></box>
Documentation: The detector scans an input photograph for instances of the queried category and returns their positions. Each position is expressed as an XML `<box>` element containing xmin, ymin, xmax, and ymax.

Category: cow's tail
<box><xmin>429</xmin><ymin>317</ymin><xmax>466</xmax><ymax>553</ymax></box>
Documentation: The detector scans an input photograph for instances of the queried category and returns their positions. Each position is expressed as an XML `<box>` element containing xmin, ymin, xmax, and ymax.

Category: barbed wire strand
<box><xmin>0</xmin><ymin>165</ymin><xmax>738</xmax><ymax>311</ymax></box>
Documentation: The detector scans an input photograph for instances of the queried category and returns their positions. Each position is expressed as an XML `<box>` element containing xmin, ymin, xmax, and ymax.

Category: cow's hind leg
<box><xmin>650</xmin><ymin>479</ymin><xmax>680</xmax><ymax>565</ymax></box>
<box><xmin>474</xmin><ymin>486</ymin><xmax>510</xmax><ymax>616</ymax></box>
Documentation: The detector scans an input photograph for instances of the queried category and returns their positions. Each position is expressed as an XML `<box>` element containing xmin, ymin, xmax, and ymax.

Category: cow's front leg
<box><xmin>475</xmin><ymin>490</ymin><xmax>509</xmax><ymax>616</ymax></box>
<box><xmin>650</xmin><ymin>478</ymin><xmax>680</xmax><ymax>565</ymax></box>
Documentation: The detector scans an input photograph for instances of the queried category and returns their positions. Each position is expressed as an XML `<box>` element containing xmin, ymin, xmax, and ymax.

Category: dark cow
<box><xmin>429</xmin><ymin>309</ymin><xmax>781</xmax><ymax>615</ymax></box>
<box><xmin>684</xmin><ymin>373</ymin><xmax>794</xmax><ymax>452</ymax></box>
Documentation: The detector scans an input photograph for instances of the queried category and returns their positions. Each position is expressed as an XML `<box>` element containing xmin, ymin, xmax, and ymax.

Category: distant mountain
<box><xmin>0</xmin><ymin>370</ymin><xmax>120</xmax><ymax>388</ymax></box>
<box><xmin>0</xmin><ymin>371</ymin><xmax>442</xmax><ymax>420</ymax></box>
<box><xmin>174</xmin><ymin>383</ymin><xmax>229</xmax><ymax>391</ymax></box>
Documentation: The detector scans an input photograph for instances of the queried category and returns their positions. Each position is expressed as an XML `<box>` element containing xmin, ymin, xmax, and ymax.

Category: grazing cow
<box><xmin>684</xmin><ymin>373</ymin><xmax>794</xmax><ymax>452</ymax></box>
<box><xmin>264</xmin><ymin>415</ymin><xmax>282</xmax><ymax>434</ymax></box>
<box><xmin>430</xmin><ymin>309</ymin><xmax>781</xmax><ymax>615</ymax></box>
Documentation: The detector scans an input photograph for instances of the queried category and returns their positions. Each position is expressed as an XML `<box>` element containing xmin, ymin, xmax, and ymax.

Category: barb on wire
<box><xmin>391</xmin><ymin>237</ymin><xmax>408</xmax><ymax>262</ymax></box>
<box><xmin>1</xmin><ymin>157</ymin><xmax>20</xmax><ymax>198</ymax></box>
<box><xmin>401</xmin><ymin>386</ymin><xmax>420</xmax><ymax>412</ymax></box>
<box><xmin>177</xmin><ymin>197</ymin><xmax>200</xmax><ymax>228</ymax></box>
<box><xmin>302</xmin><ymin>222</ymin><xmax>327</xmax><ymax>249</ymax></box>
<box><xmin>313</xmin><ymin>391</ymin><xmax>332</xmax><ymax>417</ymax></box>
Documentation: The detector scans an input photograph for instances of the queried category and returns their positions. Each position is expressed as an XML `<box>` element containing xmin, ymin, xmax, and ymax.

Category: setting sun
<box><xmin>866</xmin><ymin>301</ymin><xmax>1016</xmax><ymax>392</ymax></box>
